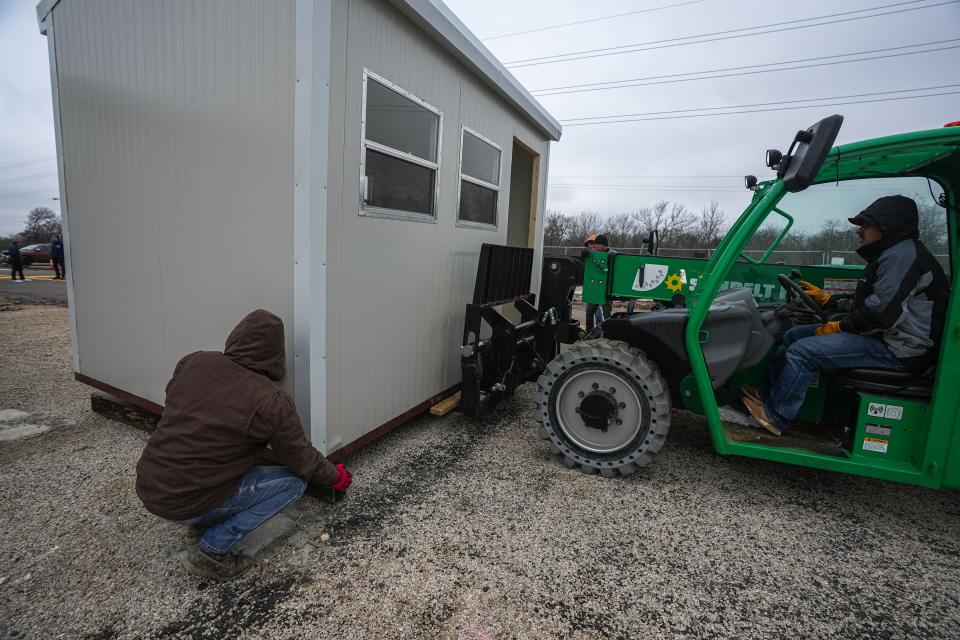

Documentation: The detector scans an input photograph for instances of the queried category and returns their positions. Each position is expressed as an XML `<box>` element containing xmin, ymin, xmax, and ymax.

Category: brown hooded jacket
<box><xmin>135</xmin><ymin>309</ymin><xmax>337</xmax><ymax>520</ymax></box>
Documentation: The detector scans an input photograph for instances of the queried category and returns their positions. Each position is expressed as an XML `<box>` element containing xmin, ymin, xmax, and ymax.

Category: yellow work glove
<box><xmin>798</xmin><ymin>280</ymin><xmax>831</xmax><ymax>306</ymax></box>
<box><xmin>814</xmin><ymin>321</ymin><xmax>842</xmax><ymax>336</ymax></box>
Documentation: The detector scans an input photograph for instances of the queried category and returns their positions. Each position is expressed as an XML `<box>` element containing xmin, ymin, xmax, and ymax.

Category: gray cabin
<box><xmin>37</xmin><ymin>0</ymin><xmax>561</xmax><ymax>457</ymax></box>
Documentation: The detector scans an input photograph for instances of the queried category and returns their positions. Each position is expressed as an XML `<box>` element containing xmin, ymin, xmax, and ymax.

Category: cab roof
<box><xmin>814</xmin><ymin>125</ymin><xmax>960</xmax><ymax>186</ymax></box>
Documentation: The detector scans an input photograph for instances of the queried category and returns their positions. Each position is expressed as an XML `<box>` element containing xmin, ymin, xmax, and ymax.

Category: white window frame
<box><xmin>359</xmin><ymin>69</ymin><xmax>443</xmax><ymax>223</ymax></box>
<box><xmin>456</xmin><ymin>126</ymin><xmax>502</xmax><ymax>230</ymax></box>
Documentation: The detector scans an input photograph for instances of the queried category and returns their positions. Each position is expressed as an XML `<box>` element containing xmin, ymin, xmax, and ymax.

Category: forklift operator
<box><xmin>743</xmin><ymin>195</ymin><xmax>950</xmax><ymax>436</ymax></box>
<box><xmin>136</xmin><ymin>309</ymin><xmax>353</xmax><ymax>581</ymax></box>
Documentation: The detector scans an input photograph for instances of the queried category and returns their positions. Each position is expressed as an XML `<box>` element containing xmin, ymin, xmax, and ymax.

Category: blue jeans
<box><xmin>178</xmin><ymin>466</ymin><xmax>306</xmax><ymax>555</ymax></box>
<box><xmin>764</xmin><ymin>324</ymin><xmax>902</xmax><ymax>430</ymax></box>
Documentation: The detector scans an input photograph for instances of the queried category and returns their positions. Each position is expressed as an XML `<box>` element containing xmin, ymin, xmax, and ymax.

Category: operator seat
<box><xmin>833</xmin><ymin>367</ymin><xmax>934</xmax><ymax>400</ymax></box>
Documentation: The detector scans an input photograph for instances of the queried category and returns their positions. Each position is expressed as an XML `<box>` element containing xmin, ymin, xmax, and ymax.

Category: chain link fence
<box><xmin>544</xmin><ymin>246</ymin><xmax>949</xmax><ymax>270</ymax></box>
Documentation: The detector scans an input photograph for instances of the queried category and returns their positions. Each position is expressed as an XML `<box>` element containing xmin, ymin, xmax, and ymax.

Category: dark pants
<box><xmin>585</xmin><ymin>302</ymin><xmax>613</xmax><ymax>332</ymax></box>
<box><xmin>52</xmin><ymin>257</ymin><xmax>65</xmax><ymax>278</ymax></box>
<box><xmin>10</xmin><ymin>261</ymin><xmax>23</xmax><ymax>280</ymax></box>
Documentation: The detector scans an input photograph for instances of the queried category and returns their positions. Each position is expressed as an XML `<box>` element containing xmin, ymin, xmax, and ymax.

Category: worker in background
<box><xmin>50</xmin><ymin>234</ymin><xmax>65</xmax><ymax>280</ymax></box>
<box><xmin>7</xmin><ymin>240</ymin><xmax>25</xmax><ymax>282</ymax></box>
<box><xmin>742</xmin><ymin>196</ymin><xmax>949</xmax><ymax>435</ymax></box>
<box><xmin>136</xmin><ymin>309</ymin><xmax>353</xmax><ymax>581</ymax></box>
<box><xmin>583</xmin><ymin>233</ymin><xmax>613</xmax><ymax>332</ymax></box>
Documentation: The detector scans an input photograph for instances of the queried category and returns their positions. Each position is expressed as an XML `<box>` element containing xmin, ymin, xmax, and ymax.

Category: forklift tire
<box><xmin>534</xmin><ymin>339</ymin><xmax>671</xmax><ymax>477</ymax></box>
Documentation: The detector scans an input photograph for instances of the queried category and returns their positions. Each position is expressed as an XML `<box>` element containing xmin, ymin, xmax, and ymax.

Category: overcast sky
<box><xmin>1</xmin><ymin>0</ymin><xmax>958</xmax><ymax>236</ymax></box>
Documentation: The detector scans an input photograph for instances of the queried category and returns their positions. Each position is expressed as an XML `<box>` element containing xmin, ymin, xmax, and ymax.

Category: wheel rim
<box><xmin>555</xmin><ymin>367</ymin><xmax>644</xmax><ymax>454</ymax></box>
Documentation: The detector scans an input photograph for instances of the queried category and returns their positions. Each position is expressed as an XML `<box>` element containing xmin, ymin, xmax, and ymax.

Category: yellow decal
<box><xmin>665</xmin><ymin>273</ymin><xmax>684</xmax><ymax>293</ymax></box>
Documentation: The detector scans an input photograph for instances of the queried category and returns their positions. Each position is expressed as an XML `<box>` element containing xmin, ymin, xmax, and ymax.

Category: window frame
<box><xmin>359</xmin><ymin>69</ymin><xmax>443</xmax><ymax>223</ymax></box>
<box><xmin>456</xmin><ymin>126</ymin><xmax>502</xmax><ymax>231</ymax></box>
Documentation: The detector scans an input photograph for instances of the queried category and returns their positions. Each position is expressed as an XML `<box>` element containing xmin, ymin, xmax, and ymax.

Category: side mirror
<box><xmin>780</xmin><ymin>114</ymin><xmax>844</xmax><ymax>193</ymax></box>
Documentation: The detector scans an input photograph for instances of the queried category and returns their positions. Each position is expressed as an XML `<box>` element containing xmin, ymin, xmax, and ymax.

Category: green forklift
<box><xmin>461</xmin><ymin>115</ymin><xmax>958</xmax><ymax>489</ymax></box>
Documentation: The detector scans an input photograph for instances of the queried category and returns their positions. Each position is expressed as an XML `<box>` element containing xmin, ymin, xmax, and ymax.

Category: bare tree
<box><xmin>694</xmin><ymin>200</ymin><xmax>727</xmax><ymax>247</ymax></box>
<box><xmin>629</xmin><ymin>201</ymin><xmax>697</xmax><ymax>247</ymax></box>
<box><xmin>566</xmin><ymin>211</ymin><xmax>603</xmax><ymax>247</ymax></box>
<box><xmin>543</xmin><ymin>210</ymin><xmax>570</xmax><ymax>246</ymax></box>
<box><xmin>602</xmin><ymin>213</ymin><xmax>637</xmax><ymax>249</ymax></box>
<box><xmin>20</xmin><ymin>207</ymin><xmax>61</xmax><ymax>245</ymax></box>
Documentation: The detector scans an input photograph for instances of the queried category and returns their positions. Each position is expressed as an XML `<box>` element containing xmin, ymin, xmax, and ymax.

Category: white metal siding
<box><xmin>325</xmin><ymin>0</ymin><xmax>549</xmax><ymax>452</ymax></box>
<box><xmin>52</xmin><ymin>0</ymin><xmax>296</xmax><ymax>404</ymax></box>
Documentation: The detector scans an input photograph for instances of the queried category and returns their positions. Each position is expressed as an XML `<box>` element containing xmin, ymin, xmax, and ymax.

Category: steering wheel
<box><xmin>777</xmin><ymin>274</ymin><xmax>827</xmax><ymax>322</ymax></box>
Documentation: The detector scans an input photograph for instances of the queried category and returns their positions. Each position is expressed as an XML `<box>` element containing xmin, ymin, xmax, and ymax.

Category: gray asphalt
<box><xmin>1</xmin><ymin>301</ymin><xmax>959</xmax><ymax>639</ymax></box>
<box><xmin>0</xmin><ymin>267</ymin><xmax>67</xmax><ymax>305</ymax></box>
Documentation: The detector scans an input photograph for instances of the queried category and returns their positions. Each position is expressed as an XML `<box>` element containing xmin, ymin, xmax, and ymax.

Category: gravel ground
<box><xmin>2</xmin><ymin>299</ymin><xmax>960</xmax><ymax>639</ymax></box>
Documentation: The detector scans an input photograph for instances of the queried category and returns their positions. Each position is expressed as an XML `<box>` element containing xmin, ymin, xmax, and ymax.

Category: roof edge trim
<box><xmin>386</xmin><ymin>0</ymin><xmax>562</xmax><ymax>141</ymax></box>
<box><xmin>36</xmin><ymin>0</ymin><xmax>61</xmax><ymax>34</ymax></box>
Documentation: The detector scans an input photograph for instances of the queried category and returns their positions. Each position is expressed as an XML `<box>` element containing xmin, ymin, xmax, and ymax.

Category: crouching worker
<box><xmin>136</xmin><ymin>309</ymin><xmax>353</xmax><ymax>580</ymax></box>
<box><xmin>743</xmin><ymin>195</ymin><xmax>949</xmax><ymax>435</ymax></box>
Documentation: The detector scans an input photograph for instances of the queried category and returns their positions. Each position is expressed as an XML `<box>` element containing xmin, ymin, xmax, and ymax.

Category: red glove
<box><xmin>814</xmin><ymin>321</ymin><xmax>842</xmax><ymax>336</ymax></box>
<box><xmin>330</xmin><ymin>463</ymin><xmax>353</xmax><ymax>492</ymax></box>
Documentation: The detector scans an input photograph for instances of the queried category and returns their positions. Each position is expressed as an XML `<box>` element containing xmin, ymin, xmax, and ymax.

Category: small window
<box><xmin>457</xmin><ymin>128</ymin><xmax>501</xmax><ymax>228</ymax></box>
<box><xmin>360</xmin><ymin>71</ymin><xmax>442</xmax><ymax>221</ymax></box>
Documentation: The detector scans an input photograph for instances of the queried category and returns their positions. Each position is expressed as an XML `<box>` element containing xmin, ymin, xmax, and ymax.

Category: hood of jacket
<box><xmin>853</xmin><ymin>195</ymin><xmax>920</xmax><ymax>261</ymax></box>
<box><xmin>223</xmin><ymin>309</ymin><xmax>286</xmax><ymax>380</ymax></box>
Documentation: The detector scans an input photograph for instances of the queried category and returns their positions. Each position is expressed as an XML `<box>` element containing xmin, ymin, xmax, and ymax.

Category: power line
<box><xmin>563</xmin><ymin>89</ymin><xmax>960</xmax><ymax>126</ymax></box>
<box><xmin>505</xmin><ymin>0</ymin><xmax>958</xmax><ymax>68</ymax></box>
<box><xmin>561</xmin><ymin>83</ymin><xmax>960</xmax><ymax>123</ymax></box>
<box><xmin>549</xmin><ymin>185</ymin><xmax>744</xmax><ymax>192</ymax></box>
<box><xmin>551</xmin><ymin>175</ymin><xmax>743</xmax><ymax>179</ymax></box>
<box><xmin>482</xmin><ymin>0</ymin><xmax>710</xmax><ymax>41</ymax></box>
<box><xmin>531</xmin><ymin>40</ymin><xmax>960</xmax><ymax>96</ymax></box>
<box><xmin>0</xmin><ymin>186</ymin><xmax>59</xmax><ymax>199</ymax></box>
<box><xmin>0</xmin><ymin>171</ymin><xmax>58</xmax><ymax>187</ymax></box>
<box><xmin>0</xmin><ymin>155</ymin><xmax>57</xmax><ymax>172</ymax></box>
<box><xmin>0</xmin><ymin>142</ymin><xmax>54</xmax><ymax>159</ymax></box>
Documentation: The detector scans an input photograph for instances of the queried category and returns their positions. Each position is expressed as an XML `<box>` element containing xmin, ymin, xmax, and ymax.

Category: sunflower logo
<box><xmin>665</xmin><ymin>273</ymin><xmax>684</xmax><ymax>293</ymax></box>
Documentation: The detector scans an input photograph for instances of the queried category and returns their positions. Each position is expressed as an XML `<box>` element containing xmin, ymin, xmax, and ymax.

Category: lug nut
<box><xmin>578</xmin><ymin>391</ymin><xmax>585</xmax><ymax>398</ymax></box>
<box><xmin>616</xmin><ymin>418</ymin><xmax>623</xmax><ymax>425</ymax></box>
<box><xmin>619</xmin><ymin>402</ymin><xmax>626</xmax><ymax>409</ymax></box>
<box><xmin>609</xmin><ymin>387</ymin><xmax>616</xmax><ymax>394</ymax></box>
<box><xmin>592</xmin><ymin>383</ymin><xmax>599</xmax><ymax>390</ymax></box>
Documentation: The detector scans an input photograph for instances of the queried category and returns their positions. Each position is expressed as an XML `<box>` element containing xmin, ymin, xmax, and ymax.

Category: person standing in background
<box><xmin>50</xmin><ymin>234</ymin><xmax>65</xmax><ymax>279</ymax></box>
<box><xmin>7</xmin><ymin>240</ymin><xmax>25</xmax><ymax>282</ymax></box>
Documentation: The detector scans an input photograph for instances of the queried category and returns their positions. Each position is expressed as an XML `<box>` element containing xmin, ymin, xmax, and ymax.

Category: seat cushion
<box><xmin>835</xmin><ymin>367</ymin><xmax>933</xmax><ymax>399</ymax></box>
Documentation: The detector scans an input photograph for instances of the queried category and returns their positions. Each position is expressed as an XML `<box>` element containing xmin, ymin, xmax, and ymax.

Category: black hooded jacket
<box><xmin>136</xmin><ymin>309</ymin><xmax>337</xmax><ymax>520</ymax></box>
<box><xmin>830</xmin><ymin>196</ymin><xmax>950</xmax><ymax>368</ymax></box>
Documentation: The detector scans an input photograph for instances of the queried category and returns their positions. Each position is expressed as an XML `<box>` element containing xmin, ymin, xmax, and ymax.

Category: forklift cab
<box><xmin>680</xmin><ymin>119</ymin><xmax>959</xmax><ymax>488</ymax></box>
<box><xmin>575</xmin><ymin>117</ymin><xmax>959</xmax><ymax>487</ymax></box>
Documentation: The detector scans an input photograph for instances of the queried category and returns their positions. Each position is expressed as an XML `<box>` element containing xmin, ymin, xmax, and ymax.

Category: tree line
<box><xmin>544</xmin><ymin>201</ymin><xmax>949</xmax><ymax>264</ymax></box>
<box><xmin>0</xmin><ymin>207</ymin><xmax>63</xmax><ymax>248</ymax></box>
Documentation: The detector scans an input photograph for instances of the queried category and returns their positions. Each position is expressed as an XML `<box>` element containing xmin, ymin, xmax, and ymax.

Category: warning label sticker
<box><xmin>866</xmin><ymin>402</ymin><xmax>904</xmax><ymax>421</ymax></box>
<box><xmin>823</xmin><ymin>278</ymin><xmax>859</xmax><ymax>295</ymax></box>
<box><xmin>866</xmin><ymin>424</ymin><xmax>892</xmax><ymax>437</ymax></box>
<box><xmin>863</xmin><ymin>437</ymin><xmax>889</xmax><ymax>453</ymax></box>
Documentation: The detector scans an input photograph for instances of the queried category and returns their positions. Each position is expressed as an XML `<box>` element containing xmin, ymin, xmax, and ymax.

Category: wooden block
<box><xmin>430</xmin><ymin>391</ymin><xmax>461</xmax><ymax>417</ymax></box>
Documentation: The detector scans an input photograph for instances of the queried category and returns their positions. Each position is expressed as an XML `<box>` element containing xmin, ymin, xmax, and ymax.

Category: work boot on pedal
<box><xmin>743</xmin><ymin>396</ymin><xmax>783</xmax><ymax>437</ymax></box>
<box><xmin>740</xmin><ymin>384</ymin><xmax>762</xmax><ymax>404</ymax></box>
<box><xmin>182</xmin><ymin>546</ymin><xmax>253</xmax><ymax>581</ymax></box>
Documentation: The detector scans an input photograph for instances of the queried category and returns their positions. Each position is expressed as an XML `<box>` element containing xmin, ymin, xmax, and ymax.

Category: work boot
<box><xmin>740</xmin><ymin>384</ymin><xmax>762</xmax><ymax>404</ymax></box>
<box><xmin>743</xmin><ymin>396</ymin><xmax>783</xmax><ymax>437</ymax></box>
<box><xmin>182</xmin><ymin>546</ymin><xmax>253</xmax><ymax>581</ymax></box>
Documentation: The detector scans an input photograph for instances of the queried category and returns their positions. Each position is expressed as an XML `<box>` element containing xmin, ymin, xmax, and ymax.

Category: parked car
<box><xmin>19</xmin><ymin>244</ymin><xmax>52</xmax><ymax>267</ymax></box>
